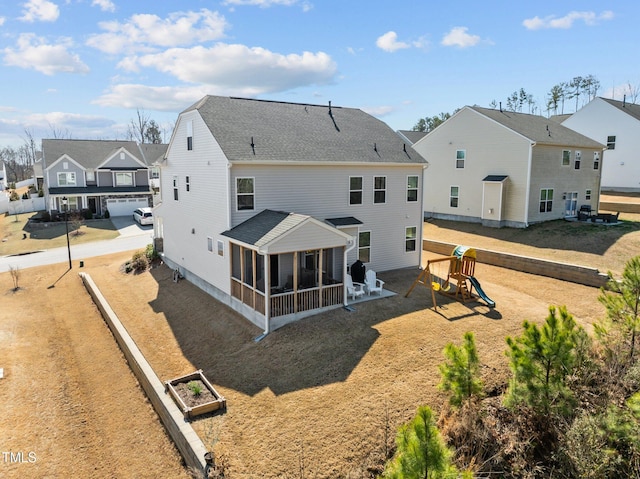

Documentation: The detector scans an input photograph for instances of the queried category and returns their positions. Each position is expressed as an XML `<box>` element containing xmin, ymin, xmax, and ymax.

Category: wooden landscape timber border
<box><xmin>600</xmin><ymin>201</ymin><xmax>640</xmax><ymax>214</ymax></box>
<box><xmin>79</xmin><ymin>272</ymin><xmax>209</xmax><ymax>478</ymax></box>
<box><xmin>423</xmin><ymin>239</ymin><xmax>609</xmax><ymax>288</ymax></box>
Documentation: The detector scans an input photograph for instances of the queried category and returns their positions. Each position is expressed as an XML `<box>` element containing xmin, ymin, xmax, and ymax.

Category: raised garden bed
<box><xmin>165</xmin><ymin>369</ymin><xmax>226</xmax><ymax>418</ymax></box>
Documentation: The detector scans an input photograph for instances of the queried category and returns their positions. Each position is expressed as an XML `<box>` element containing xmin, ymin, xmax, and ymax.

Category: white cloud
<box><xmin>0</xmin><ymin>17</ymin><xmax>6</xmax><ymax>26</ymax></box>
<box><xmin>19</xmin><ymin>0</ymin><xmax>60</xmax><ymax>23</ymax></box>
<box><xmin>91</xmin><ymin>0</ymin><xmax>116</xmax><ymax>13</ymax></box>
<box><xmin>523</xmin><ymin>10</ymin><xmax>614</xmax><ymax>30</ymax></box>
<box><xmin>223</xmin><ymin>0</ymin><xmax>300</xmax><ymax>7</ymax></box>
<box><xmin>93</xmin><ymin>84</ymin><xmax>213</xmax><ymax>111</ymax></box>
<box><xmin>441</xmin><ymin>27</ymin><xmax>480</xmax><ymax>48</ymax></box>
<box><xmin>376</xmin><ymin>31</ymin><xmax>410</xmax><ymax>52</ymax></box>
<box><xmin>118</xmin><ymin>43</ymin><xmax>337</xmax><ymax>94</ymax></box>
<box><xmin>361</xmin><ymin>105</ymin><xmax>395</xmax><ymax>117</ymax></box>
<box><xmin>86</xmin><ymin>9</ymin><xmax>228</xmax><ymax>55</ymax></box>
<box><xmin>2</xmin><ymin>33</ymin><xmax>89</xmax><ymax>75</ymax></box>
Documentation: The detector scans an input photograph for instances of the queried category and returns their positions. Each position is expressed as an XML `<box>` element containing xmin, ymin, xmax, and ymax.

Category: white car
<box><xmin>133</xmin><ymin>207</ymin><xmax>153</xmax><ymax>225</ymax></box>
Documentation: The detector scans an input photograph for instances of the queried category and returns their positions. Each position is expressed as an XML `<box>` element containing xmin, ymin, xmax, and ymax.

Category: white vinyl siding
<box><xmin>229</xmin><ymin>163</ymin><xmax>423</xmax><ymax>273</ymax></box>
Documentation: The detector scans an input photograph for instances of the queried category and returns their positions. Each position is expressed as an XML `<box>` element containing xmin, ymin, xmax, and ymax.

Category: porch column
<box><xmin>318</xmin><ymin>248</ymin><xmax>324</xmax><ymax>308</ymax></box>
<box><xmin>264</xmin><ymin>253</ymin><xmax>271</xmax><ymax>333</ymax></box>
<box><xmin>239</xmin><ymin>245</ymin><xmax>245</xmax><ymax>303</ymax></box>
<box><xmin>252</xmin><ymin>250</ymin><xmax>257</xmax><ymax>310</ymax></box>
<box><xmin>293</xmin><ymin>251</ymin><xmax>298</xmax><ymax>313</ymax></box>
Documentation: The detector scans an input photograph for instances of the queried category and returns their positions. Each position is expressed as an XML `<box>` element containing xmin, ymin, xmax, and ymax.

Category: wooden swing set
<box><xmin>406</xmin><ymin>245</ymin><xmax>491</xmax><ymax>309</ymax></box>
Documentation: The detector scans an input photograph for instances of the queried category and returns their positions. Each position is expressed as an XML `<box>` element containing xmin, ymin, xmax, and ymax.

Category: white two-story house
<box><xmin>156</xmin><ymin>95</ymin><xmax>427</xmax><ymax>332</ymax></box>
<box><xmin>562</xmin><ymin>97</ymin><xmax>640</xmax><ymax>192</ymax></box>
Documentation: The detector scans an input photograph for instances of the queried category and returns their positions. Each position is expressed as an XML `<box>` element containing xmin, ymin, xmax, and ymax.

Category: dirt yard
<box><xmin>2</xmin><ymin>203</ymin><xmax>639</xmax><ymax>477</ymax></box>
<box><xmin>0</xmin><ymin>254</ymin><xmax>191</xmax><ymax>479</ymax></box>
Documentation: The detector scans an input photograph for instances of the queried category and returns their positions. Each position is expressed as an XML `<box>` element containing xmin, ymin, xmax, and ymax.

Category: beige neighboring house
<box><xmin>413</xmin><ymin>106</ymin><xmax>606</xmax><ymax>228</ymax></box>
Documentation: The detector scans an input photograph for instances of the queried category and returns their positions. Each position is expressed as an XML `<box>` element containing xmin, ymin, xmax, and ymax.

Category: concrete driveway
<box><xmin>110</xmin><ymin>215</ymin><xmax>153</xmax><ymax>237</ymax></box>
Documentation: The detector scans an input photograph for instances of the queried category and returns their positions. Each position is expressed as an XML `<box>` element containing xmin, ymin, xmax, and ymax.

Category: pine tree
<box><xmin>597</xmin><ymin>256</ymin><xmax>640</xmax><ymax>365</ymax></box>
<box><xmin>504</xmin><ymin>305</ymin><xmax>582</xmax><ymax>415</ymax></box>
<box><xmin>438</xmin><ymin>332</ymin><xmax>483</xmax><ymax>408</ymax></box>
<box><xmin>383</xmin><ymin>405</ymin><xmax>464</xmax><ymax>479</ymax></box>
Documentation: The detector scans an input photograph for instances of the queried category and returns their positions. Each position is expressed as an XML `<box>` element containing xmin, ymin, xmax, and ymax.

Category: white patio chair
<box><xmin>364</xmin><ymin>270</ymin><xmax>385</xmax><ymax>296</ymax></box>
<box><xmin>346</xmin><ymin>274</ymin><xmax>365</xmax><ymax>300</ymax></box>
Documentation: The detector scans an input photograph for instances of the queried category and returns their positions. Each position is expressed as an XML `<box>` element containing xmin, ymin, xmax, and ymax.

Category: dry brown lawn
<box><xmin>2</xmin><ymin>197</ymin><xmax>639</xmax><ymax>478</ymax></box>
<box><xmin>0</xmin><ymin>254</ymin><xmax>190</xmax><ymax>479</ymax></box>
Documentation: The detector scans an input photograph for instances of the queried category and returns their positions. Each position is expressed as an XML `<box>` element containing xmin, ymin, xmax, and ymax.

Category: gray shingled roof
<box><xmin>184</xmin><ymin>96</ymin><xmax>426</xmax><ymax>165</ymax></box>
<box><xmin>600</xmin><ymin>97</ymin><xmax>640</xmax><ymax>122</ymax></box>
<box><xmin>397</xmin><ymin>130</ymin><xmax>428</xmax><ymax>145</ymax></box>
<box><xmin>469</xmin><ymin>106</ymin><xmax>605</xmax><ymax>149</ymax></box>
<box><xmin>221</xmin><ymin>209</ymin><xmax>309</xmax><ymax>247</ymax></box>
<box><xmin>42</xmin><ymin>139</ymin><xmax>167</xmax><ymax>169</ymax></box>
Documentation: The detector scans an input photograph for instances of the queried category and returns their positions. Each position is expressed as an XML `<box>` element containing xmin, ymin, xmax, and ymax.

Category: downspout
<box><xmin>595</xmin><ymin>148</ymin><xmax>605</xmax><ymax>213</ymax></box>
<box><xmin>343</xmin><ymin>238</ymin><xmax>357</xmax><ymax>306</ymax></box>
<box><xmin>419</xmin><ymin>164</ymin><xmax>428</xmax><ymax>268</ymax></box>
<box><xmin>523</xmin><ymin>142</ymin><xmax>536</xmax><ymax>227</ymax></box>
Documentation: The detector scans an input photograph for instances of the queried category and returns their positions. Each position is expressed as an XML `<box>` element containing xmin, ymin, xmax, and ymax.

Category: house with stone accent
<box><xmin>42</xmin><ymin>139</ymin><xmax>166</xmax><ymax>217</ymax></box>
<box><xmin>155</xmin><ymin>95</ymin><xmax>427</xmax><ymax>332</ymax></box>
<box><xmin>412</xmin><ymin>106</ymin><xmax>605</xmax><ymax>228</ymax></box>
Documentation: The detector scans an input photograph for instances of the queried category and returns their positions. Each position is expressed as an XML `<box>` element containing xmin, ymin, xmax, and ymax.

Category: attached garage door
<box><xmin>106</xmin><ymin>198</ymin><xmax>149</xmax><ymax>217</ymax></box>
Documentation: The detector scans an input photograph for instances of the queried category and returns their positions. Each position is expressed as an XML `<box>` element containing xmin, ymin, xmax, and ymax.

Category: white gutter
<box><xmin>523</xmin><ymin>142</ymin><xmax>535</xmax><ymax>227</ymax></box>
<box><xmin>343</xmin><ymin>237</ymin><xmax>357</xmax><ymax>306</ymax></box>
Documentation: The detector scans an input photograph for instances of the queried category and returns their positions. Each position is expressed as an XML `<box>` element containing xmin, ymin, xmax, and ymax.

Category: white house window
<box><xmin>120</xmin><ymin>152</ymin><xmax>125</xmax><ymax>160</ymax></box>
<box><xmin>407</xmin><ymin>175</ymin><xmax>419</xmax><ymax>202</ymax></box>
<box><xmin>562</xmin><ymin>150</ymin><xmax>571</xmax><ymax>166</ymax></box>
<box><xmin>373</xmin><ymin>176</ymin><xmax>386</xmax><ymax>204</ymax></box>
<box><xmin>217</xmin><ymin>240</ymin><xmax>224</xmax><ymax>257</ymax></box>
<box><xmin>349</xmin><ymin>176</ymin><xmax>363</xmax><ymax>205</ymax></box>
<box><xmin>456</xmin><ymin>150</ymin><xmax>466</xmax><ymax>168</ymax></box>
<box><xmin>358</xmin><ymin>231</ymin><xmax>371</xmax><ymax>263</ymax></box>
<box><xmin>450</xmin><ymin>186</ymin><xmax>459</xmax><ymax>208</ymax></box>
<box><xmin>237</xmin><ymin>177</ymin><xmax>254</xmax><ymax>210</ymax></box>
<box><xmin>607</xmin><ymin>135</ymin><xmax>616</xmax><ymax>150</ymax></box>
<box><xmin>585</xmin><ymin>189</ymin><xmax>592</xmax><ymax>200</ymax></box>
<box><xmin>173</xmin><ymin>176</ymin><xmax>179</xmax><ymax>201</ymax></box>
<box><xmin>58</xmin><ymin>172</ymin><xmax>76</xmax><ymax>186</ymax></box>
<box><xmin>593</xmin><ymin>151</ymin><xmax>600</xmax><ymax>170</ymax></box>
<box><xmin>405</xmin><ymin>226</ymin><xmax>417</xmax><ymax>252</ymax></box>
<box><xmin>186</xmin><ymin>176</ymin><xmax>190</xmax><ymax>192</ymax></box>
<box><xmin>115</xmin><ymin>172</ymin><xmax>133</xmax><ymax>186</ymax></box>
<box><xmin>86</xmin><ymin>170</ymin><xmax>95</xmax><ymax>182</ymax></box>
<box><xmin>540</xmin><ymin>188</ymin><xmax>553</xmax><ymax>212</ymax></box>
<box><xmin>151</xmin><ymin>166</ymin><xmax>160</xmax><ymax>178</ymax></box>
<box><xmin>574</xmin><ymin>151</ymin><xmax>581</xmax><ymax>170</ymax></box>
<box><xmin>207</xmin><ymin>237</ymin><xmax>213</xmax><ymax>252</ymax></box>
<box><xmin>187</xmin><ymin>120</ymin><xmax>193</xmax><ymax>151</ymax></box>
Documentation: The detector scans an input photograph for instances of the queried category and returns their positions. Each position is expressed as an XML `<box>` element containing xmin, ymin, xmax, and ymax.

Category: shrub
<box><xmin>9</xmin><ymin>190</ymin><xmax>19</xmax><ymax>201</ymax></box>
<box><xmin>40</xmin><ymin>211</ymin><xmax>51</xmax><ymax>222</ymax></box>
<box><xmin>187</xmin><ymin>380</ymin><xmax>203</xmax><ymax>397</ymax></box>
<box><xmin>81</xmin><ymin>208</ymin><xmax>93</xmax><ymax>220</ymax></box>
<box><xmin>104</xmin><ymin>209</ymin><xmax>110</xmax><ymax>218</ymax></box>
<box><xmin>38</xmin><ymin>188</ymin><xmax>44</xmax><ymax>197</ymax></box>
<box><xmin>130</xmin><ymin>250</ymin><xmax>149</xmax><ymax>273</ymax></box>
<box><xmin>145</xmin><ymin>243</ymin><xmax>158</xmax><ymax>262</ymax></box>
<box><xmin>21</xmin><ymin>191</ymin><xmax>28</xmax><ymax>199</ymax></box>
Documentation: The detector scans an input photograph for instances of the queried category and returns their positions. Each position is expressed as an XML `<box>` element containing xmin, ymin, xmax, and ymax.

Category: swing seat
<box><xmin>431</xmin><ymin>282</ymin><xmax>440</xmax><ymax>291</ymax></box>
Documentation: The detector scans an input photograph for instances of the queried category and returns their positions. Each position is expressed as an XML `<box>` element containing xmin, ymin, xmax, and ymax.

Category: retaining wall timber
<box><xmin>79</xmin><ymin>273</ymin><xmax>209</xmax><ymax>478</ymax></box>
<box><xmin>423</xmin><ymin>239</ymin><xmax>609</xmax><ymax>288</ymax></box>
<box><xmin>599</xmin><ymin>201</ymin><xmax>640</xmax><ymax>214</ymax></box>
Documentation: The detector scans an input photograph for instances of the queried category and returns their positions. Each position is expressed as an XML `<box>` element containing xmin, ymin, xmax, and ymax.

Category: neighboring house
<box><xmin>42</xmin><ymin>139</ymin><xmax>167</xmax><ymax>217</ymax></box>
<box><xmin>413</xmin><ymin>106</ymin><xmax>605</xmax><ymax>228</ymax></box>
<box><xmin>33</xmin><ymin>157</ymin><xmax>44</xmax><ymax>192</ymax></box>
<box><xmin>561</xmin><ymin>97</ymin><xmax>640</xmax><ymax>192</ymax></box>
<box><xmin>156</xmin><ymin>95</ymin><xmax>427</xmax><ymax>332</ymax></box>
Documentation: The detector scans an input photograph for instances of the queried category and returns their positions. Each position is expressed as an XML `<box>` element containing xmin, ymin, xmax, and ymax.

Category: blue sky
<box><xmin>1</xmin><ymin>0</ymin><xmax>639</xmax><ymax>148</ymax></box>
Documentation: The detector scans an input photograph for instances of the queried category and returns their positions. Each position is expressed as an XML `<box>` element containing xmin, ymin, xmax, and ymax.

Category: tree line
<box><xmin>412</xmin><ymin>74</ymin><xmax>640</xmax><ymax>132</ymax></box>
